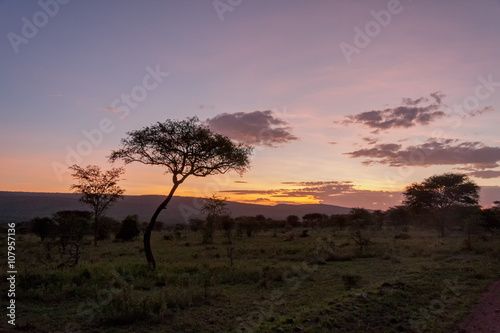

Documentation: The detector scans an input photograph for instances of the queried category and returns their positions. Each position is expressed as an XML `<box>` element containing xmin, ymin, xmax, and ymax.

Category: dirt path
<box><xmin>453</xmin><ymin>280</ymin><xmax>500</xmax><ymax>333</ymax></box>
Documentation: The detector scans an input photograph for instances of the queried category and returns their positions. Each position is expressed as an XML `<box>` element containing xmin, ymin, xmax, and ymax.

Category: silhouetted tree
<box><xmin>189</xmin><ymin>218</ymin><xmax>204</xmax><ymax>232</ymax></box>
<box><xmin>220</xmin><ymin>216</ymin><xmax>235</xmax><ymax>243</ymax></box>
<box><xmin>109</xmin><ymin>117</ymin><xmax>252</xmax><ymax>268</ymax></box>
<box><xmin>235</xmin><ymin>216</ymin><xmax>260</xmax><ymax>237</ymax></box>
<box><xmin>286</xmin><ymin>215</ymin><xmax>300</xmax><ymax>227</ymax></box>
<box><xmin>330</xmin><ymin>214</ymin><xmax>348</xmax><ymax>229</ymax></box>
<box><xmin>53</xmin><ymin>210</ymin><xmax>92</xmax><ymax>266</ymax></box>
<box><xmin>153</xmin><ymin>221</ymin><xmax>164</xmax><ymax>232</ymax></box>
<box><xmin>479</xmin><ymin>201</ymin><xmax>500</xmax><ymax>232</ymax></box>
<box><xmin>30</xmin><ymin>217</ymin><xmax>56</xmax><ymax>241</ymax></box>
<box><xmin>69</xmin><ymin>165</ymin><xmax>125</xmax><ymax>246</ymax></box>
<box><xmin>372</xmin><ymin>210</ymin><xmax>385</xmax><ymax>229</ymax></box>
<box><xmin>350</xmin><ymin>229</ymin><xmax>372</xmax><ymax>256</ymax></box>
<box><xmin>384</xmin><ymin>206</ymin><xmax>411</xmax><ymax>230</ymax></box>
<box><xmin>201</xmin><ymin>194</ymin><xmax>230</xmax><ymax>244</ymax></box>
<box><xmin>96</xmin><ymin>216</ymin><xmax>121</xmax><ymax>240</ymax></box>
<box><xmin>348</xmin><ymin>208</ymin><xmax>373</xmax><ymax>229</ymax></box>
<box><xmin>115</xmin><ymin>215</ymin><xmax>141</xmax><ymax>241</ymax></box>
<box><xmin>403</xmin><ymin>173</ymin><xmax>479</xmax><ymax>237</ymax></box>
<box><xmin>302</xmin><ymin>213</ymin><xmax>327</xmax><ymax>228</ymax></box>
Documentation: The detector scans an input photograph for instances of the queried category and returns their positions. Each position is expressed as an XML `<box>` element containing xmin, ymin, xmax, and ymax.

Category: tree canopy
<box><xmin>403</xmin><ymin>173</ymin><xmax>479</xmax><ymax>211</ymax></box>
<box><xmin>403</xmin><ymin>173</ymin><xmax>479</xmax><ymax>236</ymax></box>
<box><xmin>109</xmin><ymin>117</ymin><xmax>253</xmax><ymax>268</ymax></box>
<box><xmin>108</xmin><ymin>117</ymin><xmax>252</xmax><ymax>182</ymax></box>
<box><xmin>69</xmin><ymin>164</ymin><xmax>125</xmax><ymax>245</ymax></box>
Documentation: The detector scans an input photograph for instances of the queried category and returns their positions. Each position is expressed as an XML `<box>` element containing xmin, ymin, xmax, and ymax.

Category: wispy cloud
<box><xmin>342</xmin><ymin>92</ymin><xmax>446</xmax><ymax>129</ymax></box>
<box><xmin>345</xmin><ymin>138</ymin><xmax>500</xmax><ymax>172</ymax></box>
<box><xmin>222</xmin><ymin>180</ymin><xmax>402</xmax><ymax>208</ymax></box>
<box><xmin>362</xmin><ymin>137</ymin><xmax>380</xmax><ymax>145</ymax></box>
<box><xmin>206</xmin><ymin>110</ymin><xmax>298</xmax><ymax>147</ymax></box>
<box><xmin>466</xmin><ymin>170</ymin><xmax>500</xmax><ymax>179</ymax></box>
<box><xmin>341</xmin><ymin>92</ymin><xmax>493</xmax><ymax>130</ymax></box>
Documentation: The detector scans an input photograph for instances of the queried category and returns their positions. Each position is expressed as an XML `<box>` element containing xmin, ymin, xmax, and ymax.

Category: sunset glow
<box><xmin>1</xmin><ymin>1</ymin><xmax>500</xmax><ymax>209</ymax></box>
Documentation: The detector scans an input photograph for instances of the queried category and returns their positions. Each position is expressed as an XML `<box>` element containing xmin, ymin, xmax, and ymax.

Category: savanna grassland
<box><xmin>5</xmin><ymin>227</ymin><xmax>500</xmax><ymax>333</ymax></box>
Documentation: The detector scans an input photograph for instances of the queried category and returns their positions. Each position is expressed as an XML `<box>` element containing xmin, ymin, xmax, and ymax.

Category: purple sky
<box><xmin>1</xmin><ymin>0</ymin><xmax>500</xmax><ymax>209</ymax></box>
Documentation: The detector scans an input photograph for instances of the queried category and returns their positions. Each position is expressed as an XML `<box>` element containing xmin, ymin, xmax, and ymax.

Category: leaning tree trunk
<box><xmin>144</xmin><ymin>181</ymin><xmax>180</xmax><ymax>269</ymax></box>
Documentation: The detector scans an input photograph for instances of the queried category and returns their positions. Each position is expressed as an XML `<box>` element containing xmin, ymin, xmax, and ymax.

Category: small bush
<box><xmin>115</xmin><ymin>215</ymin><xmax>140</xmax><ymax>241</ymax></box>
<box><xmin>394</xmin><ymin>233</ymin><xmax>411</xmax><ymax>240</ymax></box>
<box><xmin>341</xmin><ymin>274</ymin><xmax>362</xmax><ymax>290</ymax></box>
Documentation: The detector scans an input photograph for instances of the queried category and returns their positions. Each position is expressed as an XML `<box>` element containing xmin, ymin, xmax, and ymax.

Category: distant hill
<box><xmin>0</xmin><ymin>191</ymin><xmax>352</xmax><ymax>225</ymax></box>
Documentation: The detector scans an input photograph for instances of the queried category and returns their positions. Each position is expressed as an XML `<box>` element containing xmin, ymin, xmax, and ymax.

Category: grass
<box><xmin>4</xmin><ymin>227</ymin><xmax>500</xmax><ymax>332</ymax></box>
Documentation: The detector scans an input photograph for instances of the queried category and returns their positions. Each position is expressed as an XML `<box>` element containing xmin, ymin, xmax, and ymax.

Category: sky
<box><xmin>1</xmin><ymin>0</ymin><xmax>500</xmax><ymax>210</ymax></box>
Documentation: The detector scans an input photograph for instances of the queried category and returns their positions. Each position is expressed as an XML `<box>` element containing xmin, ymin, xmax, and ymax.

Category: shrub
<box><xmin>115</xmin><ymin>215</ymin><xmax>140</xmax><ymax>241</ymax></box>
<box><xmin>394</xmin><ymin>233</ymin><xmax>411</xmax><ymax>240</ymax></box>
<box><xmin>342</xmin><ymin>274</ymin><xmax>362</xmax><ymax>290</ymax></box>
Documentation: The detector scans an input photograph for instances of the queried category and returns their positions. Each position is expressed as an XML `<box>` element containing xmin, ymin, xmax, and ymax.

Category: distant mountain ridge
<box><xmin>0</xmin><ymin>191</ymin><xmax>352</xmax><ymax>224</ymax></box>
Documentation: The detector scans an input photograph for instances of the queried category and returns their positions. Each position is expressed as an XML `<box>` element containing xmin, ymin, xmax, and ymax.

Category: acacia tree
<box><xmin>30</xmin><ymin>217</ymin><xmax>56</xmax><ymax>241</ymax></box>
<box><xmin>53</xmin><ymin>210</ymin><xmax>92</xmax><ymax>266</ymax></box>
<box><xmin>201</xmin><ymin>194</ymin><xmax>230</xmax><ymax>244</ymax></box>
<box><xmin>69</xmin><ymin>165</ymin><xmax>125</xmax><ymax>246</ymax></box>
<box><xmin>403</xmin><ymin>173</ymin><xmax>479</xmax><ymax>237</ymax></box>
<box><xmin>109</xmin><ymin>117</ymin><xmax>253</xmax><ymax>268</ymax></box>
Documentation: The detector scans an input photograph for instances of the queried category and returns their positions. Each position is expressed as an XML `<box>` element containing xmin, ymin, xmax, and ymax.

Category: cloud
<box><xmin>362</xmin><ymin>137</ymin><xmax>380</xmax><ymax>145</ymax></box>
<box><xmin>222</xmin><ymin>180</ymin><xmax>403</xmax><ymax>208</ymax></box>
<box><xmin>341</xmin><ymin>92</ymin><xmax>494</xmax><ymax>130</ymax></box>
<box><xmin>101</xmin><ymin>106</ymin><xmax>129</xmax><ymax>119</ymax></box>
<box><xmin>466</xmin><ymin>105</ymin><xmax>494</xmax><ymax>117</ymax></box>
<box><xmin>233</xmin><ymin>180</ymin><xmax>248</xmax><ymax>183</ymax></box>
<box><xmin>240</xmin><ymin>197</ymin><xmax>273</xmax><ymax>204</ymax></box>
<box><xmin>206</xmin><ymin>110</ymin><xmax>298</xmax><ymax>147</ymax></box>
<box><xmin>222</xmin><ymin>181</ymin><xmax>355</xmax><ymax>199</ymax></box>
<box><xmin>467</xmin><ymin>170</ymin><xmax>500</xmax><ymax>179</ymax></box>
<box><xmin>278</xmin><ymin>181</ymin><xmax>355</xmax><ymax>199</ymax></box>
<box><xmin>345</xmin><ymin>138</ymin><xmax>500</xmax><ymax>170</ymax></box>
<box><xmin>328</xmin><ymin>141</ymin><xmax>338</xmax><ymax>145</ymax></box>
<box><xmin>342</xmin><ymin>92</ymin><xmax>446</xmax><ymax>129</ymax></box>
